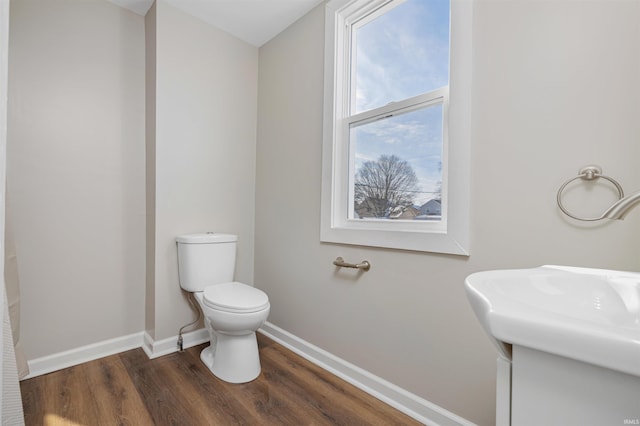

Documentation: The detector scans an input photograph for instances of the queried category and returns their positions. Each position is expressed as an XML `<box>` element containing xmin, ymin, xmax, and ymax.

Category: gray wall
<box><xmin>7</xmin><ymin>0</ymin><xmax>640</xmax><ymax>424</ymax></box>
<box><xmin>7</xmin><ymin>0</ymin><xmax>259</xmax><ymax>357</ymax></box>
<box><xmin>255</xmin><ymin>1</ymin><xmax>640</xmax><ymax>424</ymax></box>
<box><xmin>149</xmin><ymin>0</ymin><xmax>258</xmax><ymax>341</ymax></box>
<box><xmin>7</xmin><ymin>0</ymin><xmax>146</xmax><ymax>359</ymax></box>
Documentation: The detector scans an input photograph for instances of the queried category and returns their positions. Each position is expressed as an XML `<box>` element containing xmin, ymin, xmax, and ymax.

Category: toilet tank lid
<box><xmin>176</xmin><ymin>233</ymin><xmax>238</xmax><ymax>244</ymax></box>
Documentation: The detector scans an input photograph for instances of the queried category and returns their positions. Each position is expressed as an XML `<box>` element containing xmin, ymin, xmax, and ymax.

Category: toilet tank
<box><xmin>176</xmin><ymin>233</ymin><xmax>238</xmax><ymax>292</ymax></box>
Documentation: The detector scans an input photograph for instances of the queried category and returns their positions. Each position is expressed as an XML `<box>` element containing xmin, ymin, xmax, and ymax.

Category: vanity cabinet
<box><xmin>508</xmin><ymin>345</ymin><xmax>640</xmax><ymax>426</ymax></box>
<box><xmin>465</xmin><ymin>266</ymin><xmax>640</xmax><ymax>426</ymax></box>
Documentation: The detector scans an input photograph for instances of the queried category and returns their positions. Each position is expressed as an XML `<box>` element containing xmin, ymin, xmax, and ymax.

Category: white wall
<box><xmin>7</xmin><ymin>0</ymin><xmax>146</xmax><ymax>359</ymax></box>
<box><xmin>7</xmin><ymin>0</ymin><xmax>259</xmax><ymax>358</ymax></box>
<box><xmin>6</xmin><ymin>0</ymin><xmax>640</xmax><ymax>423</ymax></box>
<box><xmin>255</xmin><ymin>1</ymin><xmax>640</xmax><ymax>425</ymax></box>
<box><xmin>144</xmin><ymin>0</ymin><xmax>157</xmax><ymax>340</ymax></box>
<box><xmin>150</xmin><ymin>0</ymin><xmax>258</xmax><ymax>340</ymax></box>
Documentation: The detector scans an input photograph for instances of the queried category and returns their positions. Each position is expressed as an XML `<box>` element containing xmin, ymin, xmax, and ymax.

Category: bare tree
<box><xmin>354</xmin><ymin>154</ymin><xmax>419</xmax><ymax>218</ymax></box>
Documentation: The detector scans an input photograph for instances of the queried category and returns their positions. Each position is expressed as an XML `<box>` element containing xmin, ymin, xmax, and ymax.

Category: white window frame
<box><xmin>321</xmin><ymin>0</ymin><xmax>472</xmax><ymax>255</ymax></box>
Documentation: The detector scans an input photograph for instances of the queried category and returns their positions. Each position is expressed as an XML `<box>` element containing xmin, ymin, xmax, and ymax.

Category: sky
<box><xmin>351</xmin><ymin>0</ymin><xmax>450</xmax><ymax>207</ymax></box>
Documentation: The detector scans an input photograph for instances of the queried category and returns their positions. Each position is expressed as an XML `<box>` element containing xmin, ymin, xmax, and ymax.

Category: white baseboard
<box><xmin>259</xmin><ymin>322</ymin><xmax>476</xmax><ymax>426</ymax></box>
<box><xmin>142</xmin><ymin>328</ymin><xmax>209</xmax><ymax>359</ymax></box>
<box><xmin>23</xmin><ymin>328</ymin><xmax>210</xmax><ymax>380</ymax></box>
<box><xmin>23</xmin><ymin>332</ymin><xmax>145</xmax><ymax>380</ymax></box>
<box><xmin>21</xmin><ymin>322</ymin><xmax>475</xmax><ymax>426</ymax></box>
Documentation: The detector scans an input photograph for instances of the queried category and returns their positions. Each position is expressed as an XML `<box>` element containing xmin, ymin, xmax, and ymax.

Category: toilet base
<box><xmin>200</xmin><ymin>331</ymin><xmax>261</xmax><ymax>384</ymax></box>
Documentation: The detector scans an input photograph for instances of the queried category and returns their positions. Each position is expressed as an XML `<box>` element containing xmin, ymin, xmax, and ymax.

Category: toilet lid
<box><xmin>203</xmin><ymin>282</ymin><xmax>269</xmax><ymax>313</ymax></box>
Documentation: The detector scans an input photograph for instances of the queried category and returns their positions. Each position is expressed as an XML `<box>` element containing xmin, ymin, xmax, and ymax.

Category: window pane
<box><xmin>350</xmin><ymin>104</ymin><xmax>443</xmax><ymax>220</ymax></box>
<box><xmin>353</xmin><ymin>0</ymin><xmax>450</xmax><ymax>114</ymax></box>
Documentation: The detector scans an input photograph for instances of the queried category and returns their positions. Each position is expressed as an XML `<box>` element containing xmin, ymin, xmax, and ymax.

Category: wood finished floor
<box><xmin>20</xmin><ymin>333</ymin><xmax>421</xmax><ymax>425</ymax></box>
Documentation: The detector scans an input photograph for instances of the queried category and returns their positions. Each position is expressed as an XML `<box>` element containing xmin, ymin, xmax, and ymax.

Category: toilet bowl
<box><xmin>193</xmin><ymin>283</ymin><xmax>269</xmax><ymax>383</ymax></box>
<box><xmin>176</xmin><ymin>233</ymin><xmax>270</xmax><ymax>383</ymax></box>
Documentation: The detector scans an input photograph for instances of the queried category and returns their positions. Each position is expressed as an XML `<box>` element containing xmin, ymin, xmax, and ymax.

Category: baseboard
<box><xmin>142</xmin><ymin>328</ymin><xmax>209</xmax><ymax>359</ymax></box>
<box><xmin>22</xmin><ymin>332</ymin><xmax>145</xmax><ymax>380</ymax></box>
<box><xmin>21</xmin><ymin>322</ymin><xmax>475</xmax><ymax>426</ymax></box>
<box><xmin>23</xmin><ymin>328</ymin><xmax>210</xmax><ymax>380</ymax></box>
<box><xmin>259</xmin><ymin>322</ymin><xmax>476</xmax><ymax>426</ymax></box>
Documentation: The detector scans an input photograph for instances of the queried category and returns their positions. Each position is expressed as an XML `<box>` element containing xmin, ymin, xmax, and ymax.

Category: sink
<box><xmin>465</xmin><ymin>265</ymin><xmax>640</xmax><ymax>377</ymax></box>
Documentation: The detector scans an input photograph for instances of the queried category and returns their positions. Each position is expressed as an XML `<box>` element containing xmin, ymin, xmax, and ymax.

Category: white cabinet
<box><xmin>508</xmin><ymin>345</ymin><xmax>640</xmax><ymax>426</ymax></box>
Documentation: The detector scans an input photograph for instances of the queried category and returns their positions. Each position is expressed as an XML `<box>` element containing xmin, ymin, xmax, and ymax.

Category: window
<box><xmin>321</xmin><ymin>0</ymin><xmax>472</xmax><ymax>255</ymax></box>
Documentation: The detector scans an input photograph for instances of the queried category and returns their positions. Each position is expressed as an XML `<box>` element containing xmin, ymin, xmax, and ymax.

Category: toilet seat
<box><xmin>203</xmin><ymin>282</ymin><xmax>269</xmax><ymax>313</ymax></box>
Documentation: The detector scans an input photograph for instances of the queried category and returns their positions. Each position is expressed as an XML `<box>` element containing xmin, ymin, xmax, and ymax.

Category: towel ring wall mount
<box><xmin>556</xmin><ymin>165</ymin><xmax>625</xmax><ymax>222</ymax></box>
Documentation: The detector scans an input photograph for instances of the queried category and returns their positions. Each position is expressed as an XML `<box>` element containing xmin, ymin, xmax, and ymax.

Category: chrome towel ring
<box><xmin>556</xmin><ymin>165</ymin><xmax>625</xmax><ymax>221</ymax></box>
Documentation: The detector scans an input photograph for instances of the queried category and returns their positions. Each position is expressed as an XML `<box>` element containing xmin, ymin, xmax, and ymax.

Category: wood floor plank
<box><xmin>258</xmin><ymin>336</ymin><xmax>418</xmax><ymax>425</ymax></box>
<box><xmin>182</xmin><ymin>345</ymin><xmax>309</xmax><ymax>425</ymax></box>
<box><xmin>20</xmin><ymin>369</ymin><xmax>47</xmax><ymax>425</ymax></box>
<box><xmin>79</xmin><ymin>355</ymin><xmax>154</xmax><ymax>425</ymax></box>
<box><xmin>21</xmin><ymin>353</ymin><xmax>154</xmax><ymax>426</ymax></box>
<box><xmin>21</xmin><ymin>334</ymin><xmax>421</xmax><ymax>425</ymax></box>
<box><xmin>119</xmin><ymin>347</ymin><xmax>251</xmax><ymax>425</ymax></box>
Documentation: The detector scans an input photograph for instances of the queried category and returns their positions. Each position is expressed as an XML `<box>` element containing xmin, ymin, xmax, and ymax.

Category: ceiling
<box><xmin>107</xmin><ymin>0</ymin><xmax>325</xmax><ymax>47</ymax></box>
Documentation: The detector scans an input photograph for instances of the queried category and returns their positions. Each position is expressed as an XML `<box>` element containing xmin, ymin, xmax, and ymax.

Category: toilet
<box><xmin>176</xmin><ymin>232</ymin><xmax>270</xmax><ymax>383</ymax></box>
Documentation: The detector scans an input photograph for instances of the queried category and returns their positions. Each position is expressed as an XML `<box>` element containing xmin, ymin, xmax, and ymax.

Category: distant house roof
<box><xmin>388</xmin><ymin>205</ymin><xmax>420</xmax><ymax>219</ymax></box>
<box><xmin>355</xmin><ymin>197</ymin><xmax>441</xmax><ymax>220</ymax></box>
<box><xmin>419</xmin><ymin>199</ymin><xmax>442</xmax><ymax>216</ymax></box>
<box><xmin>355</xmin><ymin>198</ymin><xmax>389</xmax><ymax>219</ymax></box>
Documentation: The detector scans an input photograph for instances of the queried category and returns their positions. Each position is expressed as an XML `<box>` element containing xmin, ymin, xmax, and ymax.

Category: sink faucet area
<box><xmin>465</xmin><ymin>265</ymin><xmax>640</xmax><ymax>425</ymax></box>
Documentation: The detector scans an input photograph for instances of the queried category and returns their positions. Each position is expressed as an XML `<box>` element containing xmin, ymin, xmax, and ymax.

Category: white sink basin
<box><xmin>465</xmin><ymin>265</ymin><xmax>640</xmax><ymax>377</ymax></box>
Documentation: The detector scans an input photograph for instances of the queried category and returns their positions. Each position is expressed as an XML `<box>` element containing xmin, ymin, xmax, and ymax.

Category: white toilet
<box><xmin>176</xmin><ymin>232</ymin><xmax>270</xmax><ymax>383</ymax></box>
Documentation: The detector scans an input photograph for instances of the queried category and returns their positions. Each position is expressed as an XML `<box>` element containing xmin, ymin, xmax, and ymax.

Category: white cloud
<box><xmin>349</xmin><ymin>0</ymin><xmax>449</xmax><ymax>204</ymax></box>
<box><xmin>353</xmin><ymin>0</ymin><xmax>450</xmax><ymax>113</ymax></box>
